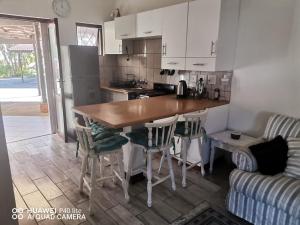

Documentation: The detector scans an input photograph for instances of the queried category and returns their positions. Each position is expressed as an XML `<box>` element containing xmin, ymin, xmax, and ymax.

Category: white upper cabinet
<box><xmin>161</xmin><ymin>2</ymin><xmax>188</xmax><ymax>69</ymax></box>
<box><xmin>162</xmin><ymin>2</ymin><xmax>188</xmax><ymax>59</ymax></box>
<box><xmin>115</xmin><ymin>14</ymin><xmax>137</xmax><ymax>39</ymax></box>
<box><xmin>137</xmin><ymin>8</ymin><xmax>162</xmax><ymax>38</ymax></box>
<box><xmin>104</xmin><ymin>21</ymin><xmax>122</xmax><ymax>54</ymax></box>
<box><xmin>104</xmin><ymin>21</ymin><xmax>133</xmax><ymax>55</ymax></box>
<box><xmin>186</xmin><ymin>0</ymin><xmax>240</xmax><ymax>71</ymax></box>
<box><xmin>187</xmin><ymin>0</ymin><xmax>221</xmax><ymax>58</ymax></box>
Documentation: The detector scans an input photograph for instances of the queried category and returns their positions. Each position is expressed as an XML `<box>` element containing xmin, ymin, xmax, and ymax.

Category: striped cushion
<box><xmin>285</xmin><ymin>138</ymin><xmax>300</xmax><ymax>179</ymax></box>
<box><xmin>230</xmin><ymin>169</ymin><xmax>300</xmax><ymax>217</ymax></box>
<box><xmin>263</xmin><ymin>114</ymin><xmax>300</xmax><ymax>140</ymax></box>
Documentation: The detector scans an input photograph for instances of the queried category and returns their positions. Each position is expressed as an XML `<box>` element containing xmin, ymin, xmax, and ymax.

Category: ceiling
<box><xmin>0</xmin><ymin>19</ymin><xmax>35</xmax><ymax>43</ymax></box>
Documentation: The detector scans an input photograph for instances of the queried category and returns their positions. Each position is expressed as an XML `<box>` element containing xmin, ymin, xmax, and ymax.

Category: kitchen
<box><xmin>0</xmin><ymin>0</ymin><xmax>299</xmax><ymax>225</ymax></box>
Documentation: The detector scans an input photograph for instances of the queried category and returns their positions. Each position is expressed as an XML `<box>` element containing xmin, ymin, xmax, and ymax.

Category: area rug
<box><xmin>172</xmin><ymin>202</ymin><xmax>248</xmax><ymax>225</ymax></box>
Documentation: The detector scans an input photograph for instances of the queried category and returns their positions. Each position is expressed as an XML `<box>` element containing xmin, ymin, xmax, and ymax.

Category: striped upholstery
<box><xmin>285</xmin><ymin>138</ymin><xmax>300</xmax><ymax>179</ymax></box>
<box><xmin>227</xmin><ymin>191</ymin><xmax>300</xmax><ymax>225</ymax></box>
<box><xmin>232</xmin><ymin>150</ymin><xmax>258</xmax><ymax>172</ymax></box>
<box><xmin>228</xmin><ymin>169</ymin><xmax>300</xmax><ymax>225</ymax></box>
<box><xmin>263</xmin><ymin>114</ymin><xmax>300</xmax><ymax>140</ymax></box>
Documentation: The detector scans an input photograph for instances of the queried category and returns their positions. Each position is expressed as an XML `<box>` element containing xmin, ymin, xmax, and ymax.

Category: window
<box><xmin>76</xmin><ymin>23</ymin><xmax>102</xmax><ymax>54</ymax></box>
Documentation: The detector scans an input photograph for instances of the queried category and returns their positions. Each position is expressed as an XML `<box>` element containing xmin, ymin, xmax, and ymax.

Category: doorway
<box><xmin>0</xmin><ymin>16</ymin><xmax>67</xmax><ymax>143</ymax></box>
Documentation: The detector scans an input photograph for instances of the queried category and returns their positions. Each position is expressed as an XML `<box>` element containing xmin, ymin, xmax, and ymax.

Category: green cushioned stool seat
<box><xmin>174</xmin><ymin>121</ymin><xmax>198</xmax><ymax>136</ymax></box>
<box><xmin>126</xmin><ymin>127</ymin><xmax>172</xmax><ymax>149</ymax></box>
<box><xmin>90</xmin><ymin>122</ymin><xmax>123</xmax><ymax>142</ymax></box>
<box><xmin>93</xmin><ymin>134</ymin><xmax>128</xmax><ymax>153</ymax></box>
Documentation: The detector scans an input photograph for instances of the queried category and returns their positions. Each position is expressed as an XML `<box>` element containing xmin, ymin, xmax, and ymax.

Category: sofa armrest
<box><xmin>232</xmin><ymin>149</ymin><xmax>258</xmax><ymax>172</ymax></box>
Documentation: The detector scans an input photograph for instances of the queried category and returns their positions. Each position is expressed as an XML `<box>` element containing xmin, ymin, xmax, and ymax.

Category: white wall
<box><xmin>228</xmin><ymin>0</ymin><xmax>298</xmax><ymax>136</ymax></box>
<box><xmin>0</xmin><ymin>106</ymin><xmax>17</xmax><ymax>225</ymax></box>
<box><xmin>114</xmin><ymin>0</ymin><xmax>187</xmax><ymax>15</ymax></box>
<box><xmin>0</xmin><ymin>0</ymin><xmax>116</xmax><ymax>45</ymax></box>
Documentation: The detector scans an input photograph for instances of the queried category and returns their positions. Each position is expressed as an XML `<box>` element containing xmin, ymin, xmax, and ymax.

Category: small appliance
<box><xmin>177</xmin><ymin>80</ymin><xmax>188</xmax><ymax>98</ymax></box>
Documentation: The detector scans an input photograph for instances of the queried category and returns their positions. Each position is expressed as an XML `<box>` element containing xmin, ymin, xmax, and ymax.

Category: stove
<box><xmin>127</xmin><ymin>83</ymin><xmax>176</xmax><ymax>100</ymax></box>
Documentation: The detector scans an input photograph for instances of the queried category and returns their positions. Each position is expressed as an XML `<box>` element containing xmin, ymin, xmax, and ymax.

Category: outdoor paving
<box><xmin>0</xmin><ymin>77</ymin><xmax>41</xmax><ymax>102</ymax></box>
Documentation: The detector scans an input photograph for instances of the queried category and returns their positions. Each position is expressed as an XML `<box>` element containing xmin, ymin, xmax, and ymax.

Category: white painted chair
<box><xmin>126</xmin><ymin>115</ymin><xmax>179</xmax><ymax>207</ymax></box>
<box><xmin>74</xmin><ymin>118</ymin><xmax>129</xmax><ymax>215</ymax></box>
<box><xmin>158</xmin><ymin>110</ymin><xmax>208</xmax><ymax>188</ymax></box>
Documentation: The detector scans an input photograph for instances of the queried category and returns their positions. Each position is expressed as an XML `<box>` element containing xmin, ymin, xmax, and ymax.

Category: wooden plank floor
<box><xmin>7</xmin><ymin>134</ymin><xmax>250</xmax><ymax>225</ymax></box>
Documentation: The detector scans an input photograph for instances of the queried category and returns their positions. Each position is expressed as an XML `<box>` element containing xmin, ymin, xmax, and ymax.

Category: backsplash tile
<box><xmin>100</xmin><ymin>38</ymin><xmax>233</xmax><ymax>101</ymax></box>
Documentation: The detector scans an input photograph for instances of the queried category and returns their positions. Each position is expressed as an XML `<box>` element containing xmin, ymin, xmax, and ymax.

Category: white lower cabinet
<box><xmin>172</xmin><ymin>104</ymin><xmax>229</xmax><ymax>165</ymax></box>
<box><xmin>101</xmin><ymin>90</ymin><xmax>128</xmax><ymax>103</ymax></box>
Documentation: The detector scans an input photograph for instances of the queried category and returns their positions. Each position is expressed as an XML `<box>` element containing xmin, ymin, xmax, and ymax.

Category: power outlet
<box><xmin>190</xmin><ymin>74</ymin><xmax>197</xmax><ymax>83</ymax></box>
<box><xmin>208</xmin><ymin>75</ymin><xmax>217</xmax><ymax>85</ymax></box>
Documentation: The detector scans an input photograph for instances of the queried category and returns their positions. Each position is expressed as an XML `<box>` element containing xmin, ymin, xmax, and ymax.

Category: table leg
<box><xmin>209</xmin><ymin>141</ymin><xmax>216</xmax><ymax>174</ymax></box>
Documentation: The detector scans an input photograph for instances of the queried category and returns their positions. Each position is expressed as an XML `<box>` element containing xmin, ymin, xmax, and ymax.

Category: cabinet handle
<box><xmin>162</xmin><ymin>44</ymin><xmax>167</xmax><ymax>56</ymax></box>
<box><xmin>167</xmin><ymin>62</ymin><xmax>178</xmax><ymax>65</ymax></box>
<box><xmin>120</xmin><ymin>34</ymin><xmax>129</xmax><ymax>37</ymax></box>
<box><xmin>210</xmin><ymin>41</ymin><xmax>216</xmax><ymax>56</ymax></box>
<box><xmin>143</xmin><ymin>31</ymin><xmax>153</xmax><ymax>34</ymax></box>
<box><xmin>193</xmin><ymin>63</ymin><xmax>206</xmax><ymax>66</ymax></box>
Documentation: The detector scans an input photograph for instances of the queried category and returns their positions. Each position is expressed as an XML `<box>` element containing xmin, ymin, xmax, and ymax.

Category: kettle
<box><xmin>177</xmin><ymin>80</ymin><xmax>188</xmax><ymax>98</ymax></box>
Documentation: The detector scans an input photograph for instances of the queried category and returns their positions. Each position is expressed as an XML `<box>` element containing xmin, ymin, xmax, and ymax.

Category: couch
<box><xmin>227</xmin><ymin>114</ymin><xmax>300</xmax><ymax>225</ymax></box>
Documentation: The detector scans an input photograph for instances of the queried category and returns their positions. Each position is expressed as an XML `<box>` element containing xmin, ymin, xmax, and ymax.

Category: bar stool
<box><xmin>126</xmin><ymin>115</ymin><xmax>179</xmax><ymax>207</ymax></box>
<box><xmin>74</xmin><ymin>118</ymin><xmax>129</xmax><ymax>215</ymax></box>
<box><xmin>158</xmin><ymin>110</ymin><xmax>208</xmax><ymax>188</ymax></box>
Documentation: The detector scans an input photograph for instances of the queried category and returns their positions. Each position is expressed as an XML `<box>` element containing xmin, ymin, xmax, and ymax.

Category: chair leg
<box><xmin>158</xmin><ymin>152</ymin><xmax>165</xmax><ymax>175</ymax></box>
<box><xmin>99</xmin><ymin>155</ymin><xmax>105</xmax><ymax>187</ymax></box>
<box><xmin>117</xmin><ymin>151</ymin><xmax>130</xmax><ymax>202</ymax></box>
<box><xmin>89</xmin><ymin>157</ymin><xmax>97</xmax><ymax>216</ymax></box>
<box><xmin>181</xmin><ymin>138</ymin><xmax>187</xmax><ymax>188</ymax></box>
<box><xmin>80</xmin><ymin>155</ymin><xmax>88</xmax><ymax>192</ymax></box>
<box><xmin>178</xmin><ymin>137</ymin><xmax>183</xmax><ymax>166</ymax></box>
<box><xmin>209</xmin><ymin>142</ymin><xmax>216</xmax><ymax>174</ymax></box>
<box><xmin>166</xmin><ymin>148</ymin><xmax>176</xmax><ymax>191</ymax></box>
<box><xmin>110</xmin><ymin>154</ymin><xmax>117</xmax><ymax>185</ymax></box>
<box><xmin>197</xmin><ymin>138</ymin><xmax>205</xmax><ymax>176</ymax></box>
<box><xmin>146</xmin><ymin>151</ymin><xmax>153</xmax><ymax>207</ymax></box>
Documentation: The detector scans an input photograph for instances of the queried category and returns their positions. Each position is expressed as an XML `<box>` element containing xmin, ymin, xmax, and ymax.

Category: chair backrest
<box><xmin>82</xmin><ymin>115</ymin><xmax>93</xmax><ymax>127</ymax></box>
<box><xmin>183</xmin><ymin>109</ymin><xmax>208</xmax><ymax>138</ymax></box>
<box><xmin>145</xmin><ymin>114</ymin><xmax>179</xmax><ymax>149</ymax></box>
<box><xmin>74</xmin><ymin>118</ymin><xmax>94</xmax><ymax>154</ymax></box>
<box><xmin>263</xmin><ymin>114</ymin><xmax>300</xmax><ymax>140</ymax></box>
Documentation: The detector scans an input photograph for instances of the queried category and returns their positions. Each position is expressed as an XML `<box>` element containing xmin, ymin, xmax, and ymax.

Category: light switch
<box><xmin>208</xmin><ymin>75</ymin><xmax>217</xmax><ymax>85</ymax></box>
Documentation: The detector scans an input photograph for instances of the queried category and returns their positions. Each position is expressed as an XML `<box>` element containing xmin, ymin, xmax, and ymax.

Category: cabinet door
<box><xmin>115</xmin><ymin>14</ymin><xmax>136</xmax><ymax>39</ymax></box>
<box><xmin>161</xmin><ymin>2</ymin><xmax>188</xmax><ymax>58</ymax></box>
<box><xmin>137</xmin><ymin>8</ymin><xmax>162</xmax><ymax>37</ymax></box>
<box><xmin>104</xmin><ymin>21</ymin><xmax>122</xmax><ymax>54</ymax></box>
<box><xmin>187</xmin><ymin>0</ymin><xmax>221</xmax><ymax>57</ymax></box>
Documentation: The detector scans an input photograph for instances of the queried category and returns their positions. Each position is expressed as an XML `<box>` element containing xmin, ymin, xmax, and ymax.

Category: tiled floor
<box><xmin>7</xmin><ymin>134</ymin><xmax>250</xmax><ymax>225</ymax></box>
<box><xmin>3</xmin><ymin>116</ymin><xmax>51</xmax><ymax>143</ymax></box>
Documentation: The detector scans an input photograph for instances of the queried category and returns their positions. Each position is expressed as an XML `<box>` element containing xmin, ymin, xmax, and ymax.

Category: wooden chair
<box><xmin>74</xmin><ymin>118</ymin><xmax>129</xmax><ymax>215</ymax></box>
<box><xmin>158</xmin><ymin>110</ymin><xmax>208</xmax><ymax>187</ymax></box>
<box><xmin>126</xmin><ymin>115</ymin><xmax>179</xmax><ymax>207</ymax></box>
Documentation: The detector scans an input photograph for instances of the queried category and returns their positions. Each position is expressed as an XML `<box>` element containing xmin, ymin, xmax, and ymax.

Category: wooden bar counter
<box><xmin>73</xmin><ymin>95</ymin><xmax>228</xmax><ymax>128</ymax></box>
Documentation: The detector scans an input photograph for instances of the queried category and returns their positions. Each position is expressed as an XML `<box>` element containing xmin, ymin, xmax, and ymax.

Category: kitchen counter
<box><xmin>101</xmin><ymin>86</ymin><xmax>129</xmax><ymax>94</ymax></box>
<box><xmin>73</xmin><ymin>95</ymin><xmax>229</xmax><ymax>128</ymax></box>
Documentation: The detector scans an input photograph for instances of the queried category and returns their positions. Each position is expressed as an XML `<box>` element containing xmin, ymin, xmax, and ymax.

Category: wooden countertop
<box><xmin>73</xmin><ymin>95</ymin><xmax>229</xmax><ymax>128</ymax></box>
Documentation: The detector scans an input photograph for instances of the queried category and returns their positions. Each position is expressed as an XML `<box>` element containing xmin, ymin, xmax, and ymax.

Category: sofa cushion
<box><xmin>285</xmin><ymin>138</ymin><xmax>300</xmax><ymax>179</ymax></box>
<box><xmin>263</xmin><ymin>114</ymin><xmax>300</xmax><ymax>140</ymax></box>
<box><xmin>230</xmin><ymin>169</ymin><xmax>300</xmax><ymax>217</ymax></box>
<box><xmin>249</xmin><ymin>135</ymin><xmax>288</xmax><ymax>175</ymax></box>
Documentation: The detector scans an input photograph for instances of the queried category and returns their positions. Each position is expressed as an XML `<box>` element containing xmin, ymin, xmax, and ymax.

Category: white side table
<box><xmin>208</xmin><ymin>130</ymin><xmax>259</xmax><ymax>174</ymax></box>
